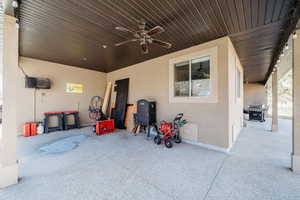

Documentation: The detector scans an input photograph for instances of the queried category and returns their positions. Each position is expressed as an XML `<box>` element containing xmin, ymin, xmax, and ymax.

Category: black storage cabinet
<box><xmin>136</xmin><ymin>99</ymin><xmax>156</xmax><ymax>126</ymax></box>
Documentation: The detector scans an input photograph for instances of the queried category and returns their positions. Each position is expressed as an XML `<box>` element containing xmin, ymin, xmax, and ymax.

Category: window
<box><xmin>169</xmin><ymin>47</ymin><xmax>218</xmax><ymax>103</ymax></box>
<box><xmin>174</xmin><ymin>57</ymin><xmax>211</xmax><ymax>97</ymax></box>
<box><xmin>174</xmin><ymin>61</ymin><xmax>190</xmax><ymax>96</ymax></box>
<box><xmin>191</xmin><ymin>57</ymin><xmax>210</xmax><ymax>96</ymax></box>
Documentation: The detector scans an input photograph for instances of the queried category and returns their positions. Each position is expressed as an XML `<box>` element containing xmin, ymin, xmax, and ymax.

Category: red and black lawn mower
<box><xmin>154</xmin><ymin>113</ymin><xmax>187</xmax><ymax>148</ymax></box>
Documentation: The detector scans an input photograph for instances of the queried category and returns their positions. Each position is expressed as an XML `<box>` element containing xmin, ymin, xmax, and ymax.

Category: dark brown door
<box><xmin>113</xmin><ymin>78</ymin><xmax>129</xmax><ymax>129</ymax></box>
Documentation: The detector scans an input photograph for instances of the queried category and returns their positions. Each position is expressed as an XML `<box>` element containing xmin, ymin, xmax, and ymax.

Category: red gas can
<box><xmin>23</xmin><ymin>123</ymin><xmax>31</xmax><ymax>137</ymax></box>
<box><xmin>31</xmin><ymin>123</ymin><xmax>37</xmax><ymax>136</ymax></box>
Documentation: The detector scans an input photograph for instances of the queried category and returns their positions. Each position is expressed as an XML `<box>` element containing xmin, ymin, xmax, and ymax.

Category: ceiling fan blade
<box><xmin>115</xmin><ymin>26</ymin><xmax>135</xmax><ymax>34</ymax></box>
<box><xmin>141</xmin><ymin>42</ymin><xmax>149</xmax><ymax>54</ymax></box>
<box><xmin>151</xmin><ymin>39</ymin><xmax>172</xmax><ymax>49</ymax></box>
<box><xmin>147</xmin><ymin>26</ymin><xmax>165</xmax><ymax>36</ymax></box>
<box><xmin>115</xmin><ymin>38</ymin><xmax>138</xmax><ymax>46</ymax></box>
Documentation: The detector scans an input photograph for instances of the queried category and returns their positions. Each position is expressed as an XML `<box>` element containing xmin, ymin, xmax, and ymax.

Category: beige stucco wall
<box><xmin>107</xmin><ymin>37</ymin><xmax>241</xmax><ymax>149</ymax></box>
<box><xmin>228</xmin><ymin>40</ymin><xmax>244</xmax><ymax>147</ymax></box>
<box><xmin>244</xmin><ymin>83</ymin><xmax>267</xmax><ymax>109</ymax></box>
<box><xmin>13</xmin><ymin>37</ymin><xmax>243</xmax><ymax>149</ymax></box>
<box><xmin>15</xmin><ymin>57</ymin><xmax>107</xmax><ymax>133</ymax></box>
<box><xmin>0</xmin><ymin>14</ymin><xmax>19</xmax><ymax>188</ymax></box>
<box><xmin>292</xmin><ymin>29</ymin><xmax>300</xmax><ymax>171</ymax></box>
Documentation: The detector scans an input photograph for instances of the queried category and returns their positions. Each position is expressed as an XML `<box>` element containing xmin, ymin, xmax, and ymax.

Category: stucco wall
<box><xmin>292</xmin><ymin>29</ymin><xmax>300</xmax><ymax>170</ymax></box>
<box><xmin>14</xmin><ymin>38</ymin><xmax>243</xmax><ymax>149</ymax></box>
<box><xmin>15</xmin><ymin>57</ymin><xmax>107</xmax><ymax>133</ymax></box>
<box><xmin>244</xmin><ymin>83</ymin><xmax>267</xmax><ymax>109</ymax></box>
<box><xmin>0</xmin><ymin>14</ymin><xmax>19</xmax><ymax>187</ymax></box>
<box><xmin>107</xmin><ymin>37</ymin><xmax>234</xmax><ymax>149</ymax></box>
<box><xmin>228</xmin><ymin>40</ymin><xmax>244</xmax><ymax>147</ymax></box>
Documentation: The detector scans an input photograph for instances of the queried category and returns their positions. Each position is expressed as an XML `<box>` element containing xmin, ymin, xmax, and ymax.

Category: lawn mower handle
<box><xmin>174</xmin><ymin>113</ymin><xmax>183</xmax><ymax>121</ymax></box>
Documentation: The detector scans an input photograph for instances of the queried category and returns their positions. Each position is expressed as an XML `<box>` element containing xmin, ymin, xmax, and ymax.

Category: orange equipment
<box><xmin>23</xmin><ymin>123</ymin><xmax>31</xmax><ymax>137</ymax></box>
<box><xmin>96</xmin><ymin>120</ymin><xmax>115</xmax><ymax>135</ymax></box>
<box><xmin>23</xmin><ymin>122</ymin><xmax>38</xmax><ymax>137</ymax></box>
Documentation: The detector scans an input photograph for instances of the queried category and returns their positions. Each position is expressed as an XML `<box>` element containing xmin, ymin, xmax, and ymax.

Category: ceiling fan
<box><xmin>114</xmin><ymin>20</ymin><xmax>172</xmax><ymax>54</ymax></box>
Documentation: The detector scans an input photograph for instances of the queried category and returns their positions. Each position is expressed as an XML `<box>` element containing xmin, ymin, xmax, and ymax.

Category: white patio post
<box><xmin>272</xmin><ymin>71</ymin><xmax>278</xmax><ymax>132</ymax></box>
<box><xmin>0</xmin><ymin>14</ymin><xmax>19</xmax><ymax>188</ymax></box>
<box><xmin>292</xmin><ymin>29</ymin><xmax>300</xmax><ymax>172</ymax></box>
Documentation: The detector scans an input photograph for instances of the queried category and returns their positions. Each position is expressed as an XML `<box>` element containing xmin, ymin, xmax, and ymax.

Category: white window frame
<box><xmin>169</xmin><ymin>46</ymin><xmax>218</xmax><ymax>103</ymax></box>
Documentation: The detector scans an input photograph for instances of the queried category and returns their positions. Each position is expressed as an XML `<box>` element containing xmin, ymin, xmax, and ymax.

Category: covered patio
<box><xmin>1</xmin><ymin>119</ymin><xmax>299</xmax><ymax>200</ymax></box>
<box><xmin>1</xmin><ymin>1</ymin><xmax>300</xmax><ymax>199</ymax></box>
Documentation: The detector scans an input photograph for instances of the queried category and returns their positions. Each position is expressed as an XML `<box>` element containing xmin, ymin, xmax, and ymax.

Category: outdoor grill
<box><xmin>248</xmin><ymin>104</ymin><xmax>267</xmax><ymax>122</ymax></box>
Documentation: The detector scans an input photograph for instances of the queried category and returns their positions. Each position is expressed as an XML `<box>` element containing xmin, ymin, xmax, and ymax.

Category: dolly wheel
<box><xmin>154</xmin><ymin>136</ymin><xmax>161</xmax><ymax>145</ymax></box>
<box><xmin>175</xmin><ymin>136</ymin><xmax>182</xmax><ymax>143</ymax></box>
<box><xmin>165</xmin><ymin>139</ymin><xmax>173</xmax><ymax>148</ymax></box>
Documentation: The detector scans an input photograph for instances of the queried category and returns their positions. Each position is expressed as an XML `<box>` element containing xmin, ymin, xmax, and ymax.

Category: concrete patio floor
<box><xmin>0</xmin><ymin>119</ymin><xmax>300</xmax><ymax>200</ymax></box>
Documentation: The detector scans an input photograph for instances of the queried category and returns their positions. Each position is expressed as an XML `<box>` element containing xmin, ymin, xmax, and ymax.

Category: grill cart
<box><xmin>248</xmin><ymin>104</ymin><xmax>267</xmax><ymax>122</ymax></box>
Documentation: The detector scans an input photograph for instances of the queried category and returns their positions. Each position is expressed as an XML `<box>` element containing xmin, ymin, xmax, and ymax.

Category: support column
<box><xmin>0</xmin><ymin>15</ymin><xmax>19</xmax><ymax>188</ymax></box>
<box><xmin>272</xmin><ymin>71</ymin><xmax>278</xmax><ymax>132</ymax></box>
<box><xmin>292</xmin><ymin>29</ymin><xmax>300</xmax><ymax>172</ymax></box>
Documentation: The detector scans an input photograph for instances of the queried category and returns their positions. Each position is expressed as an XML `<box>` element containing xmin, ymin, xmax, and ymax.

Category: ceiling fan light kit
<box><xmin>115</xmin><ymin>20</ymin><xmax>172</xmax><ymax>54</ymax></box>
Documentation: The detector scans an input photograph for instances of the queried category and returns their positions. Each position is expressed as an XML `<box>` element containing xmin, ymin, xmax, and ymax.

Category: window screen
<box><xmin>174</xmin><ymin>61</ymin><xmax>190</xmax><ymax>97</ymax></box>
<box><xmin>191</xmin><ymin>57</ymin><xmax>210</xmax><ymax>96</ymax></box>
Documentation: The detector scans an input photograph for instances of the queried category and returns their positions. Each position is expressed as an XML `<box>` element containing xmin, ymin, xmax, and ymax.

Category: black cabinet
<box><xmin>136</xmin><ymin>99</ymin><xmax>156</xmax><ymax>126</ymax></box>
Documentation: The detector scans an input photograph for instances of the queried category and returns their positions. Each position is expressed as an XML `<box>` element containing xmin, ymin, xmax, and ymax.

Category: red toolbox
<box><xmin>96</xmin><ymin>120</ymin><xmax>115</xmax><ymax>135</ymax></box>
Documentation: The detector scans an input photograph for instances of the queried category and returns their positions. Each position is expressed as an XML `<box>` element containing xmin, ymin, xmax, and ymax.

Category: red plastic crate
<box><xmin>96</xmin><ymin>120</ymin><xmax>115</xmax><ymax>135</ymax></box>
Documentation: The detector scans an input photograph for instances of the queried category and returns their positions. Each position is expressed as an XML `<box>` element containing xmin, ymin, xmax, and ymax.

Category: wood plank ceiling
<box><xmin>17</xmin><ymin>0</ymin><xmax>298</xmax><ymax>83</ymax></box>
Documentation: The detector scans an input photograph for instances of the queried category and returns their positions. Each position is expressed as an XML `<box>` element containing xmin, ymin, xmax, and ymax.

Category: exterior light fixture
<box><xmin>12</xmin><ymin>0</ymin><xmax>18</xmax><ymax>8</ymax></box>
<box><xmin>293</xmin><ymin>32</ymin><xmax>298</xmax><ymax>39</ymax></box>
<box><xmin>280</xmin><ymin>52</ymin><xmax>284</xmax><ymax>57</ymax></box>
<box><xmin>102</xmin><ymin>45</ymin><xmax>107</xmax><ymax>49</ymax></box>
<box><xmin>285</xmin><ymin>43</ymin><xmax>289</xmax><ymax>50</ymax></box>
